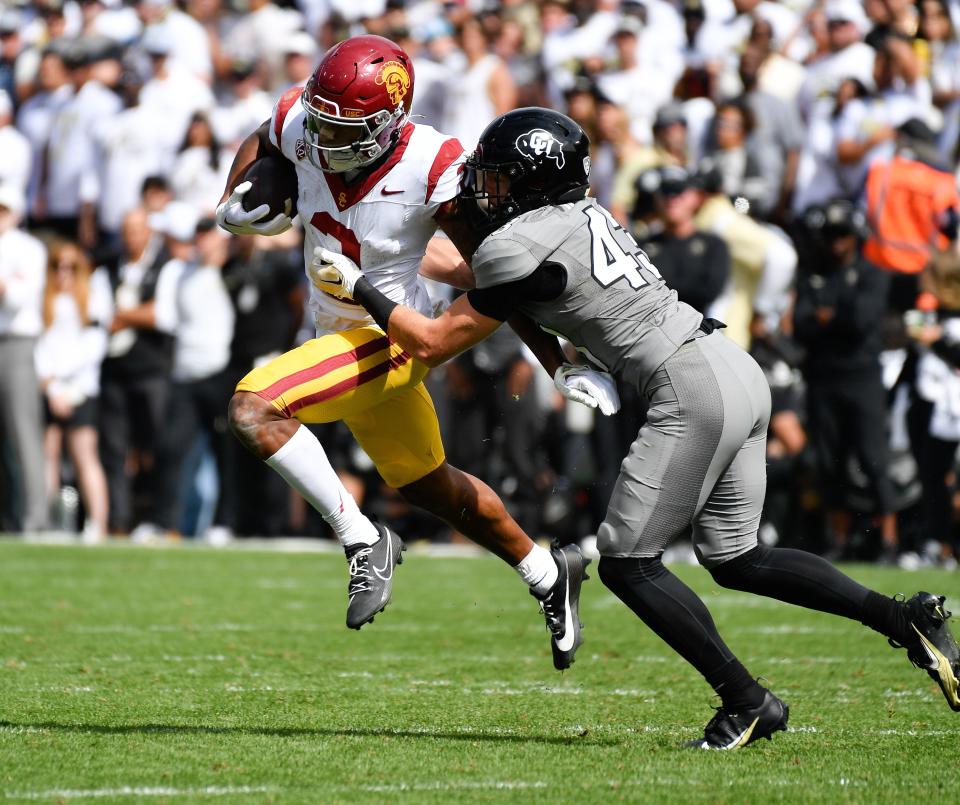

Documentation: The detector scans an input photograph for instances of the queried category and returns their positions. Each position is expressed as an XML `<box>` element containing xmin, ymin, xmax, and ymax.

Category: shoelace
<box><xmin>348</xmin><ymin>548</ymin><xmax>373</xmax><ymax>595</ymax></box>
<box><xmin>540</xmin><ymin>593</ymin><xmax>563</xmax><ymax>637</ymax></box>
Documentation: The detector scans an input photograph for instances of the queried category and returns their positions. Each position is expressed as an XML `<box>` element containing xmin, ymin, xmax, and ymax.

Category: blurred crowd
<box><xmin>2</xmin><ymin>0</ymin><xmax>960</xmax><ymax>569</ymax></box>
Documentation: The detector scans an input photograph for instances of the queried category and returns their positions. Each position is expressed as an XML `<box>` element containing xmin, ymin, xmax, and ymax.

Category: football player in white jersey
<box><xmin>215</xmin><ymin>36</ymin><xmax>611</xmax><ymax>669</ymax></box>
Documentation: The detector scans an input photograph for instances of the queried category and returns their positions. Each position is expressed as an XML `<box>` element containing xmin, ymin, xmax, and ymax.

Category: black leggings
<box><xmin>599</xmin><ymin>545</ymin><xmax>894</xmax><ymax>703</ymax></box>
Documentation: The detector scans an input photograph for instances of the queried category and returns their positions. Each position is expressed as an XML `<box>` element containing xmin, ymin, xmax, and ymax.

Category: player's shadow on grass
<box><xmin>0</xmin><ymin>720</ymin><xmax>614</xmax><ymax>746</ymax></box>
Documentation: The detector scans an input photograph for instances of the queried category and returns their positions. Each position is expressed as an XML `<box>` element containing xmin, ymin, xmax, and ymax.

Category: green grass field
<box><xmin>1</xmin><ymin>540</ymin><xmax>958</xmax><ymax>803</ymax></box>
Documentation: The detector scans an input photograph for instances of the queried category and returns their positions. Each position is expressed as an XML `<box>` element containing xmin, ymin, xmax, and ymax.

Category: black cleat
<box><xmin>345</xmin><ymin>525</ymin><xmax>405</xmax><ymax>630</ymax></box>
<box><xmin>892</xmin><ymin>592</ymin><xmax>960</xmax><ymax>711</ymax></box>
<box><xmin>686</xmin><ymin>690</ymin><xmax>789</xmax><ymax>750</ymax></box>
<box><xmin>531</xmin><ymin>542</ymin><xmax>590</xmax><ymax>671</ymax></box>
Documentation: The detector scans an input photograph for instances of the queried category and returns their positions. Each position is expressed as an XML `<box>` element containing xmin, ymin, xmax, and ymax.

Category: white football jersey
<box><xmin>269</xmin><ymin>86</ymin><xmax>465</xmax><ymax>335</ymax></box>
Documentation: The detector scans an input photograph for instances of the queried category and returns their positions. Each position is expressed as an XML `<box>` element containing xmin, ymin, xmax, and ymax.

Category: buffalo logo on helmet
<box><xmin>514</xmin><ymin>129</ymin><xmax>565</xmax><ymax>169</ymax></box>
<box><xmin>375</xmin><ymin>61</ymin><xmax>411</xmax><ymax>107</ymax></box>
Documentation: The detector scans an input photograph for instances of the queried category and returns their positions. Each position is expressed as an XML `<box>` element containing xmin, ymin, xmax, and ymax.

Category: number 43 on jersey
<box><xmin>583</xmin><ymin>206</ymin><xmax>661</xmax><ymax>290</ymax></box>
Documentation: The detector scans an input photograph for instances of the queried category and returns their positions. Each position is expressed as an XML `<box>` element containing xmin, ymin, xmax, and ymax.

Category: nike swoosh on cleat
<box><xmin>553</xmin><ymin>552</ymin><xmax>577</xmax><ymax>653</ymax></box>
<box><xmin>914</xmin><ymin>625</ymin><xmax>943</xmax><ymax>670</ymax></box>
<box><xmin>916</xmin><ymin>629</ymin><xmax>960</xmax><ymax>708</ymax></box>
<box><xmin>371</xmin><ymin>532</ymin><xmax>395</xmax><ymax>580</ymax></box>
<box><xmin>726</xmin><ymin>716</ymin><xmax>760</xmax><ymax>749</ymax></box>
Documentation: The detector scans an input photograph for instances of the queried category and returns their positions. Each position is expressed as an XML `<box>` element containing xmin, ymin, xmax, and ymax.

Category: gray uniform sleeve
<box><xmin>472</xmin><ymin>235</ymin><xmax>541</xmax><ymax>289</ymax></box>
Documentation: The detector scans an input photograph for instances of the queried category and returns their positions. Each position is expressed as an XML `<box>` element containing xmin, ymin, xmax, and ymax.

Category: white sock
<box><xmin>265</xmin><ymin>425</ymin><xmax>379</xmax><ymax>548</ymax></box>
<box><xmin>515</xmin><ymin>543</ymin><xmax>558</xmax><ymax>596</ymax></box>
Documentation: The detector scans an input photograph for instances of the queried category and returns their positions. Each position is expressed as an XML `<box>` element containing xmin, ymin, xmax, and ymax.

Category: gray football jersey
<box><xmin>472</xmin><ymin>198</ymin><xmax>703</xmax><ymax>389</ymax></box>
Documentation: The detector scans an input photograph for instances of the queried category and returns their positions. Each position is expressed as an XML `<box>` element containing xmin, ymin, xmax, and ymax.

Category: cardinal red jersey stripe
<box><xmin>274</xmin><ymin>86</ymin><xmax>304</xmax><ymax>145</ymax></box>
<box><xmin>259</xmin><ymin>336</ymin><xmax>390</xmax><ymax>400</ymax></box>
<box><xmin>284</xmin><ymin>351</ymin><xmax>413</xmax><ymax>416</ymax></box>
<box><xmin>424</xmin><ymin>138</ymin><xmax>465</xmax><ymax>205</ymax></box>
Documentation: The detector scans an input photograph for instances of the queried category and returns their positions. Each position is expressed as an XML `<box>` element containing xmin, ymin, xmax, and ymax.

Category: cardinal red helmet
<box><xmin>301</xmin><ymin>35</ymin><xmax>415</xmax><ymax>173</ymax></box>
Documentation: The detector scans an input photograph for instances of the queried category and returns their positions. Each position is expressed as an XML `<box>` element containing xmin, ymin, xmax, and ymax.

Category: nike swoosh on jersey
<box><xmin>553</xmin><ymin>552</ymin><xmax>576</xmax><ymax>652</ymax></box>
<box><xmin>372</xmin><ymin>532</ymin><xmax>395</xmax><ymax>580</ymax></box>
<box><xmin>380</xmin><ymin>188</ymin><xmax>404</xmax><ymax>196</ymax></box>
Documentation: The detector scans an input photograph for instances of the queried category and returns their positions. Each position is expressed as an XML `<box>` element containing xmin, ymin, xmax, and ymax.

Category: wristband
<box><xmin>354</xmin><ymin>277</ymin><xmax>398</xmax><ymax>332</ymax></box>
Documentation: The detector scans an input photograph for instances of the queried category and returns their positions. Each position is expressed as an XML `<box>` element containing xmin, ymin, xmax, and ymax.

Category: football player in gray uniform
<box><xmin>313</xmin><ymin>107</ymin><xmax>960</xmax><ymax>748</ymax></box>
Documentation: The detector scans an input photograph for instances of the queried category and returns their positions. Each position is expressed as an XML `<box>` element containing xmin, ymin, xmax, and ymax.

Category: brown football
<box><xmin>239</xmin><ymin>155</ymin><xmax>299</xmax><ymax>219</ymax></box>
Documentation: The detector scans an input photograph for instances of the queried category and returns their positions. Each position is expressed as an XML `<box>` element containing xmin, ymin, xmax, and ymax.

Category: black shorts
<box><xmin>45</xmin><ymin>396</ymin><xmax>99</xmax><ymax>430</ymax></box>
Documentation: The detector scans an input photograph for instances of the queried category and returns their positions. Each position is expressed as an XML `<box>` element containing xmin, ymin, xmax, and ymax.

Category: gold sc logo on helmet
<box><xmin>376</xmin><ymin>61</ymin><xmax>411</xmax><ymax>107</ymax></box>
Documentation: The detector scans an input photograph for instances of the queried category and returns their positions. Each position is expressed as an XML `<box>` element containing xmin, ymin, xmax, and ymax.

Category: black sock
<box><xmin>861</xmin><ymin>590</ymin><xmax>908</xmax><ymax>643</ymax></box>
<box><xmin>706</xmin><ymin>659</ymin><xmax>766</xmax><ymax>710</ymax></box>
<box><xmin>598</xmin><ymin>555</ymin><xmax>761</xmax><ymax>708</ymax></box>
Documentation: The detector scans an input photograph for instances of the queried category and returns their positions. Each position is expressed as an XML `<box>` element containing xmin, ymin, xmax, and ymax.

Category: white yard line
<box><xmin>3</xmin><ymin>785</ymin><xmax>276</xmax><ymax>800</ymax></box>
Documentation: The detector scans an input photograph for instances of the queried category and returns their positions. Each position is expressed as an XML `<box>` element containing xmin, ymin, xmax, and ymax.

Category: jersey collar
<box><xmin>322</xmin><ymin>123</ymin><xmax>415</xmax><ymax>212</ymax></box>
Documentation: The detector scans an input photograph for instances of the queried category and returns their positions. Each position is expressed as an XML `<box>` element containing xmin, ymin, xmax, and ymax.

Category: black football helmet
<box><xmin>462</xmin><ymin>107</ymin><xmax>591</xmax><ymax>234</ymax></box>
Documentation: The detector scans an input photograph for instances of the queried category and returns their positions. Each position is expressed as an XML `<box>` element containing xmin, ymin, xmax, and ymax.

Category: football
<box><xmin>239</xmin><ymin>155</ymin><xmax>299</xmax><ymax>219</ymax></box>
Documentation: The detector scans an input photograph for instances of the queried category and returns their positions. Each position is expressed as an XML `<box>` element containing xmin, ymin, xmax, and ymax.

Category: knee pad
<box><xmin>708</xmin><ymin>544</ymin><xmax>770</xmax><ymax>588</ymax></box>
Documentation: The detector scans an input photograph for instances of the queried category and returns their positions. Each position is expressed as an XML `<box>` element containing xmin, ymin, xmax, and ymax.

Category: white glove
<box><xmin>553</xmin><ymin>363</ymin><xmax>621</xmax><ymax>416</ymax></box>
<box><xmin>215</xmin><ymin>181</ymin><xmax>293</xmax><ymax>236</ymax></box>
<box><xmin>308</xmin><ymin>247</ymin><xmax>363</xmax><ymax>300</ymax></box>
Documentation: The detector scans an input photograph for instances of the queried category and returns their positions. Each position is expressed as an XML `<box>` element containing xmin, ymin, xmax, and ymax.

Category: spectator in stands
<box><xmin>281</xmin><ymin>32</ymin><xmax>317</xmax><ymax>89</ymax></box>
<box><xmin>907</xmin><ymin>252</ymin><xmax>960</xmax><ymax>567</ymax></box>
<box><xmin>703</xmin><ymin>98</ymin><xmax>776</xmax><ymax>218</ymax></box>
<box><xmin>41</xmin><ymin>36</ymin><xmax>123</xmax><ymax>250</ymax></box>
<box><xmin>98</xmin><ymin>205</ymin><xmax>175</xmax><ymax>535</ymax></box>
<box><xmin>17</xmin><ymin>3</ymin><xmax>71</xmax><ymax>98</ymax></box>
<box><xmin>141</xmin><ymin>175</ymin><xmax>173</xmax><ymax>215</ymax></box>
<box><xmin>209</xmin><ymin>59</ymin><xmax>273</xmax><ymax>151</ymax></box>
<box><xmin>35</xmin><ymin>241</ymin><xmax>111</xmax><ymax>543</ymax></box>
<box><xmin>637</xmin><ymin>166</ymin><xmax>730</xmax><ymax>316</ymax></box>
<box><xmin>597</xmin><ymin>16</ymin><xmax>674</xmax><ymax>145</ymax></box>
<box><xmin>221</xmin><ymin>234</ymin><xmax>304</xmax><ymax>536</ymax></box>
<box><xmin>137</xmin><ymin>0</ymin><xmax>212</xmax><ymax>82</ymax></box>
<box><xmin>738</xmin><ymin>42</ymin><xmax>804</xmax><ymax>221</ymax></box>
<box><xmin>138</xmin><ymin>25</ymin><xmax>215</xmax><ymax>156</ymax></box>
<box><xmin>799</xmin><ymin>0</ymin><xmax>875</xmax><ymax>122</ymax></box>
<box><xmin>170</xmin><ymin>112</ymin><xmax>231</xmax><ymax>215</ymax></box>
<box><xmin>693</xmin><ymin>161</ymin><xmax>796</xmax><ymax>349</ymax></box>
<box><xmin>132</xmin><ymin>207</ymin><xmax>235</xmax><ymax>540</ymax></box>
<box><xmin>793</xmin><ymin>199</ymin><xmax>898</xmax><ymax>562</ymax></box>
<box><xmin>611</xmin><ymin>102</ymin><xmax>690</xmax><ymax>225</ymax></box>
<box><xmin>835</xmin><ymin>27</ymin><xmax>930</xmax><ymax>198</ymax></box>
<box><xmin>864</xmin><ymin>118</ymin><xmax>960</xmax><ymax>310</ymax></box>
<box><xmin>90</xmin><ymin>67</ymin><xmax>170</xmax><ymax>261</ymax></box>
<box><xmin>0</xmin><ymin>8</ymin><xmax>22</xmax><ymax>103</ymax></box>
<box><xmin>219</xmin><ymin>0</ymin><xmax>303</xmax><ymax>92</ymax></box>
<box><xmin>591</xmin><ymin>98</ymin><xmax>641</xmax><ymax>211</ymax></box>
<box><xmin>442</xmin><ymin>18</ymin><xmax>517</xmax><ymax>150</ymax></box>
<box><xmin>17</xmin><ymin>45</ymin><xmax>72</xmax><ymax>224</ymax></box>
<box><xmin>0</xmin><ymin>183</ymin><xmax>48</xmax><ymax>533</ymax></box>
<box><xmin>918</xmin><ymin>0</ymin><xmax>954</xmax><ymax>92</ymax></box>
<box><xmin>0</xmin><ymin>90</ymin><xmax>32</xmax><ymax>197</ymax></box>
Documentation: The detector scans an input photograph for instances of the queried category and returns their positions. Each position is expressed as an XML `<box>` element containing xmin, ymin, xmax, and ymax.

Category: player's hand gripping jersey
<box><xmin>270</xmin><ymin>85</ymin><xmax>465</xmax><ymax>335</ymax></box>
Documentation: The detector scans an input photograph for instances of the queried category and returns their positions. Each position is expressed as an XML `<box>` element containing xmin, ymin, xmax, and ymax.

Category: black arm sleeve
<box><xmin>466</xmin><ymin>262</ymin><xmax>567</xmax><ymax>321</ymax></box>
<box><xmin>354</xmin><ymin>278</ymin><xmax>398</xmax><ymax>331</ymax></box>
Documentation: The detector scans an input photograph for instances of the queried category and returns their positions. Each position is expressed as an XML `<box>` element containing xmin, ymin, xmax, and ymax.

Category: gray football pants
<box><xmin>596</xmin><ymin>331</ymin><xmax>771</xmax><ymax>567</ymax></box>
<box><xmin>0</xmin><ymin>335</ymin><xmax>48</xmax><ymax>532</ymax></box>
